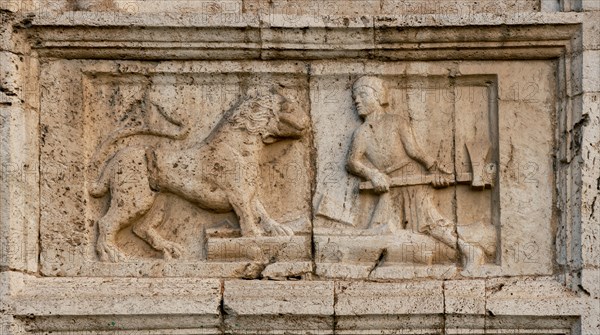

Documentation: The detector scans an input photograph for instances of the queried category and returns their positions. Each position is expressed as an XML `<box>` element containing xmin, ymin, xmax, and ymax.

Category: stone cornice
<box><xmin>23</xmin><ymin>12</ymin><xmax>582</xmax><ymax>60</ymax></box>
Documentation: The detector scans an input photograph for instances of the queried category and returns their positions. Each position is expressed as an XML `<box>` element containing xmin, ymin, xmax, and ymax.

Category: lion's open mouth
<box><xmin>279</xmin><ymin>112</ymin><xmax>308</xmax><ymax>136</ymax></box>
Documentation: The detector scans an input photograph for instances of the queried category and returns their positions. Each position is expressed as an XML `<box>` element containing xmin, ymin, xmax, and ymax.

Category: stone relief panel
<box><xmin>3</xmin><ymin>13</ymin><xmax>594</xmax><ymax>334</ymax></box>
<box><xmin>39</xmin><ymin>61</ymin><xmax>313</xmax><ymax>278</ymax></box>
<box><xmin>312</xmin><ymin>61</ymin><xmax>556</xmax><ymax>279</ymax></box>
<box><xmin>37</xmin><ymin>60</ymin><xmax>557</xmax><ymax>280</ymax></box>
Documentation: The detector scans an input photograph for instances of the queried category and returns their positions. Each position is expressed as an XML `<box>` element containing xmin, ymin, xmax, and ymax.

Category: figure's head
<box><xmin>352</xmin><ymin>76</ymin><xmax>389</xmax><ymax>118</ymax></box>
<box><xmin>230</xmin><ymin>88</ymin><xmax>308</xmax><ymax>144</ymax></box>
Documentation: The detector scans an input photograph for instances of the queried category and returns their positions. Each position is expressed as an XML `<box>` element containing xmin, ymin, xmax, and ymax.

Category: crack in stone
<box><xmin>218</xmin><ymin>279</ymin><xmax>227</xmax><ymax>334</ymax></box>
<box><xmin>367</xmin><ymin>248</ymin><xmax>387</xmax><ymax>278</ymax></box>
<box><xmin>442</xmin><ymin>280</ymin><xmax>447</xmax><ymax>335</ymax></box>
<box><xmin>578</xmin><ymin>284</ymin><xmax>591</xmax><ymax>296</ymax></box>
<box><xmin>590</xmin><ymin>196</ymin><xmax>597</xmax><ymax>220</ymax></box>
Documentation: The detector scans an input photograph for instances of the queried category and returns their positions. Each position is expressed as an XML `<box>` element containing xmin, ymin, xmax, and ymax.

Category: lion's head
<box><xmin>229</xmin><ymin>88</ymin><xmax>308</xmax><ymax>143</ymax></box>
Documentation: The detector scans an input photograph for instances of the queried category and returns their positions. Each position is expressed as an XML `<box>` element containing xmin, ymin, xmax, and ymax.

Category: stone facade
<box><xmin>0</xmin><ymin>0</ymin><xmax>599</xmax><ymax>334</ymax></box>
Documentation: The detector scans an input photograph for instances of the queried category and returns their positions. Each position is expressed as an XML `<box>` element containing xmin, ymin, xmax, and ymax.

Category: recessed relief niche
<box><xmin>38</xmin><ymin>60</ymin><xmax>556</xmax><ymax>280</ymax></box>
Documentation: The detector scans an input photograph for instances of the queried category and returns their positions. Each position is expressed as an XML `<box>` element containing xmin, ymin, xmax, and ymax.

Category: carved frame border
<box><xmin>1</xmin><ymin>10</ymin><xmax>598</xmax><ymax>334</ymax></box>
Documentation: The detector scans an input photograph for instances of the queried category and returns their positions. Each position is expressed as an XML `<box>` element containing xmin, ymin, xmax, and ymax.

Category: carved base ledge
<box><xmin>1</xmin><ymin>272</ymin><xmax>596</xmax><ymax>334</ymax></box>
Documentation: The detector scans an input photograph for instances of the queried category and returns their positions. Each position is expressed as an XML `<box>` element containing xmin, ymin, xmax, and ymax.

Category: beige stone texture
<box><xmin>74</xmin><ymin>0</ymin><xmax>546</xmax><ymax>16</ymax></box>
<box><xmin>582</xmin><ymin>12</ymin><xmax>600</xmax><ymax>50</ymax></box>
<box><xmin>336</xmin><ymin>281</ymin><xmax>444</xmax><ymax>315</ymax></box>
<box><xmin>224</xmin><ymin>280</ymin><xmax>334</xmax><ymax>334</ymax></box>
<box><xmin>0</xmin><ymin>2</ymin><xmax>598</xmax><ymax>334</ymax></box>
<box><xmin>444</xmin><ymin>279</ymin><xmax>486</xmax><ymax>314</ymax></box>
<box><xmin>581</xmin><ymin>0</ymin><xmax>600</xmax><ymax>11</ymax></box>
<box><xmin>334</xmin><ymin>281</ymin><xmax>447</xmax><ymax>333</ymax></box>
<box><xmin>2</xmin><ymin>272</ymin><xmax>223</xmax><ymax>334</ymax></box>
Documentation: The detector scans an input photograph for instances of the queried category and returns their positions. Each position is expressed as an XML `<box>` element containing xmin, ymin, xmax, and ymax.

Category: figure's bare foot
<box><xmin>144</xmin><ymin>231</ymin><xmax>185</xmax><ymax>260</ymax></box>
<box><xmin>459</xmin><ymin>240</ymin><xmax>486</xmax><ymax>275</ymax></box>
<box><xmin>429</xmin><ymin>220</ymin><xmax>457</xmax><ymax>248</ymax></box>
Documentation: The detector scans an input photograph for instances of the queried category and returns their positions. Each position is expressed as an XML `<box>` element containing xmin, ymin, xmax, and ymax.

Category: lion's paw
<box><xmin>263</xmin><ymin>219</ymin><xmax>294</xmax><ymax>236</ymax></box>
<box><xmin>161</xmin><ymin>241</ymin><xmax>184</xmax><ymax>260</ymax></box>
<box><xmin>97</xmin><ymin>237</ymin><xmax>128</xmax><ymax>263</ymax></box>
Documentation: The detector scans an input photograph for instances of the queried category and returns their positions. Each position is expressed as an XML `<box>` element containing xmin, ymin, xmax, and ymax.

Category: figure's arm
<box><xmin>399</xmin><ymin>120</ymin><xmax>451</xmax><ymax>188</ymax></box>
<box><xmin>347</xmin><ymin>128</ymin><xmax>378</xmax><ymax>180</ymax></box>
<box><xmin>399</xmin><ymin>121</ymin><xmax>436</xmax><ymax>170</ymax></box>
<box><xmin>347</xmin><ymin>128</ymin><xmax>390</xmax><ymax>193</ymax></box>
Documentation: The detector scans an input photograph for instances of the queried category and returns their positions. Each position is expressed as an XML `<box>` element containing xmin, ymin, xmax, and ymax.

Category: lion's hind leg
<box><xmin>97</xmin><ymin>206</ymin><xmax>132</xmax><ymax>262</ymax></box>
<box><xmin>97</xmin><ymin>195</ymin><xmax>155</xmax><ymax>262</ymax></box>
<box><xmin>96</xmin><ymin>148</ymin><xmax>156</xmax><ymax>262</ymax></box>
<box><xmin>132</xmin><ymin>196</ymin><xmax>184</xmax><ymax>260</ymax></box>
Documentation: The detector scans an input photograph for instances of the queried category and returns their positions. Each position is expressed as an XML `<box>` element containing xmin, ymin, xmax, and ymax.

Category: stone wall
<box><xmin>1</xmin><ymin>0</ymin><xmax>599</xmax><ymax>334</ymax></box>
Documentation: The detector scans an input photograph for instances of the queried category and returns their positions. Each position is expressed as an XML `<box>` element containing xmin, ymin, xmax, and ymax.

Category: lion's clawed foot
<box><xmin>97</xmin><ymin>236</ymin><xmax>128</xmax><ymax>263</ymax></box>
<box><xmin>160</xmin><ymin>241</ymin><xmax>184</xmax><ymax>260</ymax></box>
<box><xmin>262</xmin><ymin>219</ymin><xmax>294</xmax><ymax>236</ymax></box>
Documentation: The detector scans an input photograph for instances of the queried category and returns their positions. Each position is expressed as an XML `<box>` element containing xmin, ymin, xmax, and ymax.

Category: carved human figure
<box><xmin>90</xmin><ymin>86</ymin><xmax>308</xmax><ymax>262</ymax></box>
<box><xmin>346</xmin><ymin>76</ymin><xmax>460</xmax><ymax>254</ymax></box>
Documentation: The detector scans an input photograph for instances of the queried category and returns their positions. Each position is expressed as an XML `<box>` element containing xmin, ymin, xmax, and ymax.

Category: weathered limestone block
<box><xmin>581</xmin><ymin>0</ymin><xmax>600</xmax><ymax>11</ymax></box>
<box><xmin>2</xmin><ymin>272</ymin><xmax>222</xmax><ymax>334</ymax></box>
<box><xmin>445</xmin><ymin>279</ymin><xmax>486</xmax><ymax>314</ymax></box>
<box><xmin>582</xmin><ymin>13</ymin><xmax>600</xmax><ymax>50</ymax></box>
<box><xmin>336</xmin><ymin>281</ymin><xmax>445</xmax><ymax>333</ymax></box>
<box><xmin>224</xmin><ymin>280</ymin><xmax>334</xmax><ymax>333</ymax></box>
<box><xmin>485</xmin><ymin>277</ymin><xmax>598</xmax><ymax>333</ymax></box>
<box><xmin>69</xmin><ymin>0</ymin><xmax>545</xmax><ymax>16</ymax></box>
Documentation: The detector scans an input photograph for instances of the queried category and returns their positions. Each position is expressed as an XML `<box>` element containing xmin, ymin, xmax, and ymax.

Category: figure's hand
<box><xmin>430</xmin><ymin>162</ymin><xmax>452</xmax><ymax>188</ymax></box>
<box><xmin>432</xmin><ymin>173</ymin><xmax>451</xmax><ymax>188</ymax></box>
<box><xmin>371</xmin><ymin>172</ymin><xmax>390</xmax><ymax>194</ymax></box>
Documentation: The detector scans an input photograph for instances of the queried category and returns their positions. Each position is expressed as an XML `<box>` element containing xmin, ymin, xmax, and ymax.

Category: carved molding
<box><xmin>27</xmin><ymin>13</ymin><xmax>581</xmax><ymax>60</ymax></box>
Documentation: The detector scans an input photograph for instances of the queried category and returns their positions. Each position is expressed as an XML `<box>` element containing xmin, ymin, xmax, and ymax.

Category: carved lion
<box><xmin>90</xmin><ymin>88</ymin><xmax>308</xmax><ymax>262</ymax></box>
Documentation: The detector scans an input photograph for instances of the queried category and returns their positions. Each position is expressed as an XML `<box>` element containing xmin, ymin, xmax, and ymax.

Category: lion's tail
<box><xmin>89</xmin><ymin>160</ymin><xmax>112</xmax><ymax>198</ymax></box>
